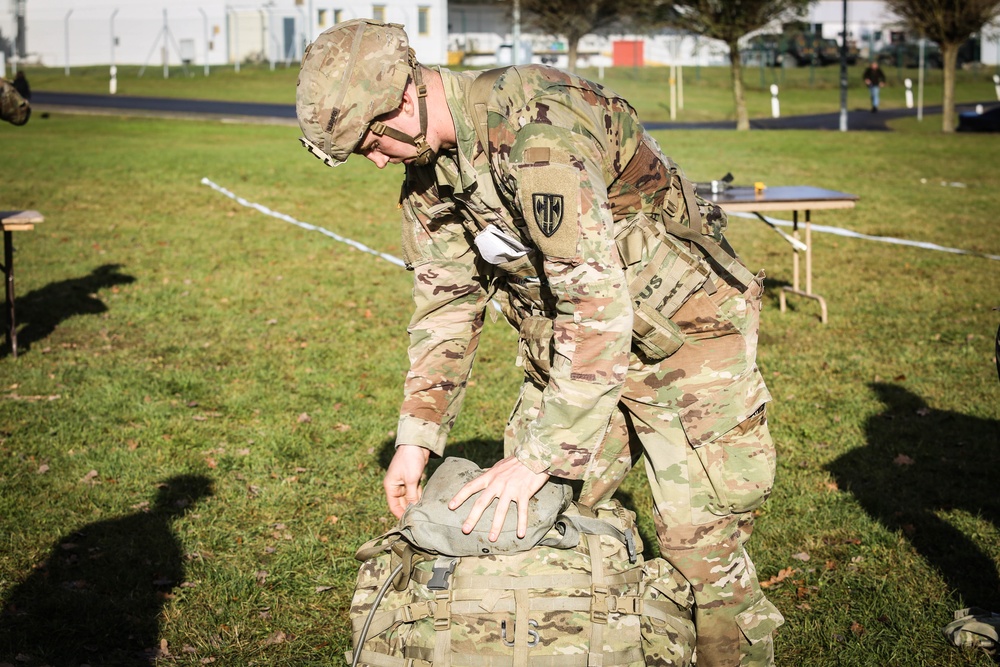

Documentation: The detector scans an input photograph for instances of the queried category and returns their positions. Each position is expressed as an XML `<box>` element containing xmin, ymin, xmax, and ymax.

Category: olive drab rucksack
<box><xmin>346</xmin><ymin>458</ymin><xmax>695</xmax><ymax>667</ymax></box>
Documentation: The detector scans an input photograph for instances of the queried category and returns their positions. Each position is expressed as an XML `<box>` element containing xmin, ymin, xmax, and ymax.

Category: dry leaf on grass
<box><xmin>759</xmin><ymin>567</ymin><xmax>795</xmax><ymax>589</ymax></box>
<box><xmin>263</xmin><ymin>630</ymin><xmax>291</xmax><ymax>645</ymax></box>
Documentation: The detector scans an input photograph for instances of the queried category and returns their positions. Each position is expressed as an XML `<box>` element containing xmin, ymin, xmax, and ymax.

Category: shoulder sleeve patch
<box><xmin>515</xmin><ymin>162</ymin><xmax>581</xmax><ymax>260</ymax></box>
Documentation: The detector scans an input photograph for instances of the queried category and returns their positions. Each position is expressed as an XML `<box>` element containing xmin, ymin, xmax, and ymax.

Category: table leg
<box><xmin>3</xmin><ymin>229</ymin><xmax>17</xmax><ymax>357</ymax></box>
<box><xmin>791</xmin><ymin>210</ymin><xmax>800</xmax><ymax>292</ymax></box>
<box><xmin>779</xmin><ymin>210</ymin><xmax>828</xmax><ymax>324</ymax></box>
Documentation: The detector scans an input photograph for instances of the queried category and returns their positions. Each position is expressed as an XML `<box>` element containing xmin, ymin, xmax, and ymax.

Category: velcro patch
<box><xmin>516</xmin><ymin>163</ymin><xmax>580</xmax><ymax>260</ymax></box>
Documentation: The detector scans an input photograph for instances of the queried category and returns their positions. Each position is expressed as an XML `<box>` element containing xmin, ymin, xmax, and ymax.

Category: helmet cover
<box><xmin>297</xmin><ymin>19</ymin><xmax>411</xmax><ymax>166</ymax></box>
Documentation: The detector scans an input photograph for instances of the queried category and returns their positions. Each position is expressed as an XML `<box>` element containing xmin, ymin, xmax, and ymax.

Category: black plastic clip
<box><xmin>427</xmin><ymin>557</ymin><xmax>458</xmax><ymax>590</ymax></box>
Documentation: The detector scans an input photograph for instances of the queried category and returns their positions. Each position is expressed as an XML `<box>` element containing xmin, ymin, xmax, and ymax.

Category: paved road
<box><xmin>33</xmin><ymin>91</ymin><xmax>298</xmax><ymax>125</ymax></box>
<box><xmin>31</xmin><ymin>90</ymin><xmax>997</xmax><ymax>131</ymax></box>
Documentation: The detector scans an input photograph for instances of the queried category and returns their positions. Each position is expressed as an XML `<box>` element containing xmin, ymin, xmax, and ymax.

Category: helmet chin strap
<box><xmin>368</xmin><ymin>49</ymin><xmax>435</xmax><ymax>166</ymax></box>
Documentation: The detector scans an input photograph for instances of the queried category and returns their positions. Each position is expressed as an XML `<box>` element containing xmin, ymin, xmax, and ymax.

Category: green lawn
<box><xmin>0</xmin><ymin>66</ymin><xmax>998</xmax><ymax>666</ymax></box>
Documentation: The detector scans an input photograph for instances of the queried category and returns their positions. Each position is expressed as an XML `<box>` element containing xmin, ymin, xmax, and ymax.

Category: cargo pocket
<box><xmin>640</xmin><ymin>557</ymin><xmax>696</xmax><ymax>667</ymax></box>
<box><xmin>680</xmin><ymin>376</ymin><xmax>775</xmax><ymax>517</ymax></box>
<box><xmin>736</xmin><ymin>595</ymin><xmax>784</xmax><ymax>656</ymax></box>
<box><xmin>516</xmin><ymin>315</ymin><xmax>554</xmax><ymax>387</ymax></box>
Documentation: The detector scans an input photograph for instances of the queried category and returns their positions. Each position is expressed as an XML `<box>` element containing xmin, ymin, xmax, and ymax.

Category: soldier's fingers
<box><xmin>489</xmin><ymin>497</ymin><xmax>514</xmax><ymax>542</ymax></box>
<box><xmin>404</xmin><ymin>480</ymin><xmax>422</xmax><ymax>509</ymax></box>
<box><xmin>461</xmin><ymin>487</ymin><xmax>498</xmax><ymax>535</ymax></box>
<box><xmin>516</xmin><ymin>495</ymin><xmax>529</xmax><ymax>539</ymax></box>
<box><xmin>448</xmin><ymin>477</ymin><xmax>482</xmax><ymax>511</ymax></box>
<box><xmin>385</xmin><ymin>484</ymin><xmax>407</xmax><ymax>519</ymax></box>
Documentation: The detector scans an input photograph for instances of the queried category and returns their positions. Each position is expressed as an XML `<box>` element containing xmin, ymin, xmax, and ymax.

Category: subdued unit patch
<box><xmin>516</xmin><ymin>162</ymin><xmax>580</xmax><ymax>260</ymax></box>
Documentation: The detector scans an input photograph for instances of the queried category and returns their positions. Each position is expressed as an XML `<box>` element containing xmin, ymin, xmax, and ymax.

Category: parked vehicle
<box><xmin>877</xmin><ymin>42</ymin><xmax>944</xmax><ymax>68</ymax></box>
<box><xmin>746</xmin><ymin>30</ymin><xmax>858</xmax><ymax>67</ymax></box>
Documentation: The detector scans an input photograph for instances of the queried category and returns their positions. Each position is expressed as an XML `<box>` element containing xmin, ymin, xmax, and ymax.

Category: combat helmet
<box><xmin>296</xmin><ymin>19</ymin><xmax>432</xmax><ymax>167</ymax></box>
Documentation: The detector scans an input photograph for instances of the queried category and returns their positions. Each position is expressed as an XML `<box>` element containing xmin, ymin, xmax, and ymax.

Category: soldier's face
<box><xmin>356</xmin><ymin>105</ymin><xmax>422</xmax><ymax>169</ymax></box>
<box><xmin>356</xmin><ymin>128</ymin><xmax>418</xmax><ymax>169</ymax></box>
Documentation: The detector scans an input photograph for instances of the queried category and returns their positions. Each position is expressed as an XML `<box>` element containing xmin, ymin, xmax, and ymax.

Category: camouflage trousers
<box><xmin>506</xmin><ymin>274</ymin><xmax>783</xmax><ymax>666</ymax></box>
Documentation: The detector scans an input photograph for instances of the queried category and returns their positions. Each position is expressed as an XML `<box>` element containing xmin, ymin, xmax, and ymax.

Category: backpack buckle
<box><xmin>428</xmin><ymin>556</ymin><xmax>457</xmax><ymax>590</ymax></box>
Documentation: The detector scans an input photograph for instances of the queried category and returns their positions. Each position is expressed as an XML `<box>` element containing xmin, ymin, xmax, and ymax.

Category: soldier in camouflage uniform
<box><xmin>297</xmin><ymin>19</ymin><xmax>783</xmax><ymax>666</ymax></box>
<box><xmin>0</xmin><ymin>77</ymin><xmax>30</xmax><ymax>126</ymax></box>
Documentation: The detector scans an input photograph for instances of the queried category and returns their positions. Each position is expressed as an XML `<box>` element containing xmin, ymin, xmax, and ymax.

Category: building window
<box><xmin>318</xmin><ymin>8</ymin><xmax>329</xmax><ymax>27</ymax></box>
<box><xmin>334</xmin><ymin>8</ymin><xmax>343</xmax><ymax>23</ymax></box>
<box><xmin>372</xmin><ymin>5</ymin><xmax>385</xmax><ymax>22</ymax></box>
<box><xmin>418</xmin><ymin>7</ymin><xmax>430</xmax><ymax>35</ymax></box>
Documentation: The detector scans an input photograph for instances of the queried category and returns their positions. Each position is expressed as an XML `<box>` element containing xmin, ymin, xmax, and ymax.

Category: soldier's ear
<box><xmin>399</xmin><ymin>85</ymin><xmax>415</xmax><ymax>117</ymax></box>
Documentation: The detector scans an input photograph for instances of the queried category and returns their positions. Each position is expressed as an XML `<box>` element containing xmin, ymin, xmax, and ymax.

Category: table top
<box><xmin>0</xmin><ymin>210</ymin><xmax>44</xmax><ymax>231</ymax></box>
<box><xmin>706</xmin><ymin>186</ymin><xmax>859</xmax><ymax>213</ymax></box>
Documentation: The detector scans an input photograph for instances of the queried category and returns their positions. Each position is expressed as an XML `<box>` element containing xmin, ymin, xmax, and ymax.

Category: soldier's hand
<box><xmin>384</xmin><ymin>445</ymin><xmax>430</xmax><ymax>519</ymax></box>
<box><xmin>448</xmin><ymin>456</ymin><xmax>550</xmax><ymax>542</ymax></box>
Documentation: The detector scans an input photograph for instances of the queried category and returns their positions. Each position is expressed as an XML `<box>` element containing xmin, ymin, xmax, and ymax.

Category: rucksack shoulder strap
<box><xmin>468</xmin><ymin>67</ymin><xmax>511</xmax><ymax>156</ymax></box>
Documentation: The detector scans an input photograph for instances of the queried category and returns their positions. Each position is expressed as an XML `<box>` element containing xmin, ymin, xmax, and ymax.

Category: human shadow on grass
<box><xmin>2</xmin><ymin>263</ymin><xmax>136</xmax><ymax>359</ymax></box>
<box><xmin>0</xmin><ymin>475</ymin><xmax>213</xmax><ymax>666</ymax></box>
<box><xmin>826</xmin><ymin>383</ymin><xmax>1000</xmax><ymax>611</ymax></box>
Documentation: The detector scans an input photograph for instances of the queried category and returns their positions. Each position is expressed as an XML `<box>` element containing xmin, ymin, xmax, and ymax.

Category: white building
<box><xmin>0</xmin><ymin>0</ymin><xmax>448</xmax><ymax>69</ymax></box>
<box><xmin>1</xmin><ymin>0</ymin><xmax>995</xmax><ymax>71</ymax></box>
<box><xmin>447</xmin><ymin>1</ymin><xmax>999</xmax><ymax>70</ymax></box>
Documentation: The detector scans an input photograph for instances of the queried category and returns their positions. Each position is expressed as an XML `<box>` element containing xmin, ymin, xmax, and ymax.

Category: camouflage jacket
<box><xmin>397</xmin><ymin>65</ymin><xmax>703</xmax><ymax>478</ymax></box>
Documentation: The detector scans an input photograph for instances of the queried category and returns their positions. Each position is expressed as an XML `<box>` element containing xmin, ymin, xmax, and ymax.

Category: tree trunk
<box><xmin>729</xmin><ymin>42</ymin><xmax>749</xmax><ymax>131</ymax></box>
<box><xmin>940</xmin><ymin>42</ymin><xmax>959</xmax><ymax>133</ymax></box>
<box><xmin>567</xmin><ymin>36</ymin><xmax>579</xmax><ymax>74</ymax></box>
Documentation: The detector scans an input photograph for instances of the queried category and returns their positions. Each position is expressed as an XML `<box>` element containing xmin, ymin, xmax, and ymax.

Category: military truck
<box><xmin>746</xmin><ymin>27</ymin><xmax>858</xmax><ymax>67</ymax></box>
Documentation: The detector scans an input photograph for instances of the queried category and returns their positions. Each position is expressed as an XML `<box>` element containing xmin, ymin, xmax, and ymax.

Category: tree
<box><xmin>520</xmin><ymin>0</ymin><xmax>649</xmax><ymax>73</ymax></box>
<box><xmin>885</xmin><ymin>0</ymin><xmax>1000</xmax><ymax>133</ymax></box>
<box><xmin>657</xmin><ymin>1</ymin><xmax>813</xmax><ymax>130</ymax></box>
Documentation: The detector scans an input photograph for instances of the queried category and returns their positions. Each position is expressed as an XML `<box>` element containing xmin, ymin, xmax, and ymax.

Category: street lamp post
<box><xmin>838</xmin><ymin>0</ymin><xmax>848</xmax><ymax>131</ymax></box>
<box><xmin>64</xmin><ymin>9</ymin><xmax>74</xmax><ymax>75</ymax></box>
<box><xmin>110</xmin><ymin>9</ymin><xmax>119</xmax><ymax>68</ymax></box>
<box><xmin>511</xmin><ymin>0</ymin><xmax>520</xmax><ymax>66</ymax></box>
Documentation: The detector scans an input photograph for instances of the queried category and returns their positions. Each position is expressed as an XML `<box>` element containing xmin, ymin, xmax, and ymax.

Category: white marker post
<box><xmin>905</xmin><ymin>78</ymin><xmax>913</xmax><ymax>109</ymax></box>
<box><xmin>770</xmin><ymin>84</ymin><xmax>780</xmax><ymax>118</ymax></box>
<box><xmin>994</xmin><ymin>74</ymin><xmax>1000</xmax><ymax>101</ymax></box>
<box><xmin>110</xmin><ymin>65</ymin><xmax>117</xmax><ymax>94</ymax></box>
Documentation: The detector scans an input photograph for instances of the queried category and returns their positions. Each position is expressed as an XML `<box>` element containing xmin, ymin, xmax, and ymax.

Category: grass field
<box><xmin>0</xmin><ymin>64</ymin><xmax>998</xmax><ymax>666</ymax></box>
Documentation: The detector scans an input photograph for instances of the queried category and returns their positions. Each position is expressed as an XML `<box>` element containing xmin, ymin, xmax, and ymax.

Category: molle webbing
<box><xmin>346</xmin><ymin>499</ymin><xmax>695</xmax><ymax>667</ymax></box>
<box><xmin>612</xmin><ymin>138</ymin><xmax>754</xmax><ymax>290</ymax></box>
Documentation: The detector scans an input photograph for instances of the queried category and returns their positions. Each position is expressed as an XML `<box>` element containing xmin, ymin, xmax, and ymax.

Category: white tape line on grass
<box><xmin>729</xmin><ymin>210</ymin><xmax>1000</xmax><ymax>261</ymax></box>
<box><xmin>202</xmin><ymin>178</ymin><xmax>999</xmax><ymax>263</ymax></box>
<box><xmin>201</xmin><ymin>177</ymin><xmax>407</xmax><ymax>268</ymax></box>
